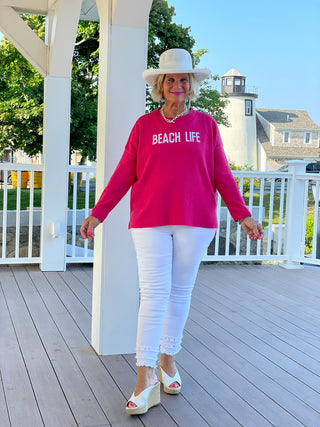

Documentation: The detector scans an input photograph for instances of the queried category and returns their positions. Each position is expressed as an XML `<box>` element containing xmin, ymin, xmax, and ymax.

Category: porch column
<box><xmin>40</xmin><ymin>0</ymin><xmax>82</xmax><ymax>271</ymax></box>
<box><xmin>92</xmin><ymin>0</ymin><xmax>152</xmax><ymax>354</ymax></box>
<box><xmin>40</xmin><ymin>76</ymin><xmax>71</xmax><ymax>271</ymax></box>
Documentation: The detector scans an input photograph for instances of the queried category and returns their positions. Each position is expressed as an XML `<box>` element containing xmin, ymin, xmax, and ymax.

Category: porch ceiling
<box><xmin>0</xmin><ymin>0</ymin><xmax>99</xmax><ymax>21</ymax></box>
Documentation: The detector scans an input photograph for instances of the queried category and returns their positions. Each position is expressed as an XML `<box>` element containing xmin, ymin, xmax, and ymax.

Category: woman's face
<box><xmin>162</xmin><ymin>73</ymin><xmax>190</xmax><ymax>104</ymax></box>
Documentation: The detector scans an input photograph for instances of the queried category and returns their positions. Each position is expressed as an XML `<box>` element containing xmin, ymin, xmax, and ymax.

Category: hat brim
<box><xmin>142</xmin><ymin>68</ymin><xmax>211</xmax><ymax>86</ymax></box>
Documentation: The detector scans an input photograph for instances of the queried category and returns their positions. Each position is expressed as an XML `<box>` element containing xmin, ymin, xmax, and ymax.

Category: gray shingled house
<box><xmin>256</xmin><ymin>109</ymin><xmax>320</xmax><ymax>170</ymax></box>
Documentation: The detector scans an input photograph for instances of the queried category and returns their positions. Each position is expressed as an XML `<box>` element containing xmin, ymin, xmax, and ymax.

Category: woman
<box><xmin>80</xmin><ymin>48</ymin><xmax>264</xmax><ymax>415</ymax></box>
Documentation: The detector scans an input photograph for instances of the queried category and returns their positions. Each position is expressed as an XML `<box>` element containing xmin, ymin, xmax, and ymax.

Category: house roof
<box><xmin>257</xmin><ymin>109</ymin><xmax>320</xmax><ymax>130</ymax></box>
<box><xmin>256</xmin><ymin>117</ymin><xmax>320</xmax><ymax>159</ymax></box>
<box><xmin>221</xmin><ymin>68</ymin><xmax>245</xmax><ymax>78</ymax></box>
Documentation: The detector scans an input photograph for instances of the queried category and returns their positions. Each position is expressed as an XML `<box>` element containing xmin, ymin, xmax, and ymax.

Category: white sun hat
<box><xmin>142</xmin><ymin>48</ymin><xmax>211</xmax><ymax>86</ymax></box>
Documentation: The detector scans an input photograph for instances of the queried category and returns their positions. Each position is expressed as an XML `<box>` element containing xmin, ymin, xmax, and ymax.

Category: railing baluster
<box><xmin>301</xmin><ymin>181</ymin><xmax>309</xmax><ymax>259</ymax></box>
<box><xmin>72</xmin><ymin>171</ymin><xmax>78</xmax><ymax>258</ymax></box>
<box><xmin>246</xmin><ymin>177</ymin><xmax>254</xmax><ymax>256</ymax></box>
<box><xmin>28</xmin><ymin>170</ymin><xmax>34</xmax><ymax>259</ymax></box>
<box><xmin>2</xmin><ymin>170</ymin><xmax>8</xmax><ymax>259</ymax></box>
<box><xmin>277</xmin><ymin>179</ymin><xmax>286</xmax><ymax>255</ymax></box>
<box><xmin>225</xmin><ymin>210</ymin><xmax>231</xmax><ymax>256</ymax></box>
<box><xmin>84</xmin><ymin>171</ymin><xmax>90</xmax><ymax>258</ymax></box>
<box><xmin>15</xmin><ymin>170</ymin><xmax>22</xmax><ymax>258</ymax></box>
<box><xmin>236</xmin><ymin>177</ymin><xmax>244</xmax><ymax>255</ymax></box>
<box><xmin>266</xmin><ymin>179</ymin><xmax>275</xmax><ymax>256</ymax></box>
<box><xmin>311</xmin><ymin>181</ymin><xmax>319</xmax><ymax>260</ymax></box>
<box><xmin>257</xmin><ymin>178</ymin><xmax>264</xmax><ymax>255</ymax></box>
<box><xmin>215</xmin><ymin>193</ymin><xmax>221</xmax><ymax>255</ymax></box>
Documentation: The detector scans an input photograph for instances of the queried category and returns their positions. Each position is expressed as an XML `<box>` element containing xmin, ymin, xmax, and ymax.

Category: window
<box><xmin>283</xmin><ymin>131</ymin><xmax>291</xmax><ymax>143</ymax></box>
<box><xmin>318</xmin><ymin>133</ymin><xmax>320</xmax><ymax>148</ymax></box>
<box><xmin>222</xmin><ymin>78</ymin><xmax>225</xmax><ymax>86</ymax></box>
<box><xmin>235</xmin><ymin>79</ymin><xmax>241</xmax><ymax>85</ymax></box>
<box><xmin>245</xmin><ymin>99</ymin><xmax>252</xmax><ymax>116</ymax></box>
<box><xmin>304</xmin><ymin>132</ymin><xmax>312</xmax><ymax>144</ymax></box>
<box><xmin>226</xmin><ymin>78</ymin><xmax>232</xmax><ymax>86</ymax></box>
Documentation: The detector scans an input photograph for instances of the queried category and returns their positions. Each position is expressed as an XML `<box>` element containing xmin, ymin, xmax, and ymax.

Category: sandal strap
<box><xmin>158</xmin><ymin>365</ymin><xmax>181</xmax><ymax>388</ymax></box>
<box><xmin>127</xmin><ymin>382</ymin><xmax>160</xmax><ymax>407</ymax></box>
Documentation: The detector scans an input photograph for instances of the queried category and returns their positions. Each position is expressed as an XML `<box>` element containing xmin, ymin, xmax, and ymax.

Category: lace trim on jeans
<box><xmin>160</xmin><ymin>335</ymin><xmax>181</xmax><ymax>356</ymax></box>
<box><xmin>136</xmin><ymin>346</ymin><xmax>159</xmax><ymax>368</ymax></box>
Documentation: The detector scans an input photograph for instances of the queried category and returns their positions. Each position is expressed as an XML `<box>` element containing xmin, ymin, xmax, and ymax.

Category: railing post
<box><xmin>40</xmin><ymin>76</ymin><xmax>70</xmax><ymax>271</ymax></box>
<box><xmin>280</xmin><ymin>160</ymin><xmax>308</xmax><ymax>269</ymax></box>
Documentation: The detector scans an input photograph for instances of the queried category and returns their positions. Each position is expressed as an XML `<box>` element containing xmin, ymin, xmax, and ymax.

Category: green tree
<box><xmin>146</xmin><ymin>0</ymin><xmax>229</xmax><ymax>126</ymax></box>
<box><xmin>0</xmin><ymin>16</ymin><xmax>45</xmax><ymax>156</ymax></box>
<box><xmin>0</xmin><ymin>15</ymin><xmax>99</xmax><ymax>161</ymax></box>
<box><xmin>0</xmin><ymin>1</ymin><xmax>229</xmax><ymax>161</ymax></box>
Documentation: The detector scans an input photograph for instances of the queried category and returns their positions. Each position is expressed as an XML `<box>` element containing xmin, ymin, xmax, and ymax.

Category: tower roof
<box><xmin>221</xmin><ymin>68</ymin><xmax>246</xmax><ymax>78</ymax></box>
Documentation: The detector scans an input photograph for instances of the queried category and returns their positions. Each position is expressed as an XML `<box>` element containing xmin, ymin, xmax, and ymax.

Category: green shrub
<box><xmin>305</xmin><ymin>215</ymin><xmax>314</xmax><ymax>254</ymax></box>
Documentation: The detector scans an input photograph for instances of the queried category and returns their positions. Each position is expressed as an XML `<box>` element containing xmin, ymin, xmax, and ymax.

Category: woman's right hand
<box><xmin>80</xmin><ymin>215</ymin><xmax>101</xmax><ymax>240</ymax></box>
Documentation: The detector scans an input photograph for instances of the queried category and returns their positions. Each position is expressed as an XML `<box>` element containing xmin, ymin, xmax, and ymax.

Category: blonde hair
<box><xmin>150</xmin><ymin>74</ymin><xmax>201</xmax><ymax>102</ymax></box>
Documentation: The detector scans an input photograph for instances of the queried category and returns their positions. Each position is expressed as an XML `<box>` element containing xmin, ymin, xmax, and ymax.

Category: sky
<box><xmin>1</xmin><ymin>1</ymin><xmax>319</xmax><ymax>125</ymax></box>
<box><xmin>170</xmin><ymin>0</ymin><xmax>320</xmax><ymax>125</ymax></box>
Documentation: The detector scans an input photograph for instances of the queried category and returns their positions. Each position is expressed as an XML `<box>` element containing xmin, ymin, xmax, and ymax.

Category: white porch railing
<box><xmin>66</xmin><ymin>165</ymin><xmax>95</xmax><ymax>263</ymax></box>
<box><xmin>1</xmin><ymin>161</ymin><xmax>319</xmax><ymax>267</ymax></box>
<box><xmin>0</xmin><ymin>163</ymin><xmax>43</xmax><ymax>264</ymax></box>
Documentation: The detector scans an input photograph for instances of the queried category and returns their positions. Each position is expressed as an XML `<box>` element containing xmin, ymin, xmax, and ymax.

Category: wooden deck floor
<box><xmin>0</xmin><ymin>263</ymin><xmax>320</xmax><ymax>427</ymax></box>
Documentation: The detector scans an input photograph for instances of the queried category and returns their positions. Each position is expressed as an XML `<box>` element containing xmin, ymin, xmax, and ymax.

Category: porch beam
<box><xmin>0</xmin><ymin>0</ymin><xmax>47</xmax><ymax>14</ymax></box>
<box><xmin>0</xmin><ymin>6</ymin><xmax>47</xmax><ymax>76</ymax></box>
<box><xmin>47</xmin><ymin>0</ymin><xmax>82</xmax><ymax>77</ymax></box>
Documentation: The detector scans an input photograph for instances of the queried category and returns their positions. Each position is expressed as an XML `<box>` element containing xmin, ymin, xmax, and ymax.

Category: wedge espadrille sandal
<box><xmin>158</xmin><ymin>364</ymin><xmax>182</xmax><ymax>394</ymax></box>
<box><xmin>126</xmin><ymin>382</ymin><xmax>160</xmax><ymax>415</ymax></box>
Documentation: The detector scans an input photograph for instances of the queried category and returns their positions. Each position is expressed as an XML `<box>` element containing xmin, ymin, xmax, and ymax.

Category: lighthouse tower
<box><xmin>218</xmin><ymin>68</ymin><xmax>258</xmax><ymax>169</ymax></box>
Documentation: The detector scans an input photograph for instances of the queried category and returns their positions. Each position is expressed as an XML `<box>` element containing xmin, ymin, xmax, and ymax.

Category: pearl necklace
<box><xmin>160</xmin><ymin>106</ymin><xmax>189</xmax><ymax>123</ymax></box>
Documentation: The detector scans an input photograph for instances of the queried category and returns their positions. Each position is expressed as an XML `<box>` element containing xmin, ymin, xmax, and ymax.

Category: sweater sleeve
<box><xmin>90</xmin><ymin>122</ymin><xmax>139</xmax><ymax>222</ymax></box>
<box><xmin>212</xmin><ymin>121</ymin><xmax>251</xmax><ymax>221</ymax></box>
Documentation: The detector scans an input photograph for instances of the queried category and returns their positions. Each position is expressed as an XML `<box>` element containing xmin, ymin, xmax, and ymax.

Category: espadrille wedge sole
<box><xmin>158</xmin><ymin>364</ymin><xmax>182</xmax><ymax>394</ymax></box>
<box><xmin>126</xmin><ymin>382</ymin><xmax>160</xmax><ymax>415</ymax></box>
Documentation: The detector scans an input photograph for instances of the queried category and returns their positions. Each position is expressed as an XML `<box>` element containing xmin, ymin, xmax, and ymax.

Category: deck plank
<box><xmin>12</xmin><ymin>266</ymin><xmax>109</xmax><ymax>427</ymax></box>
<box><xmin>123</xmin><ymin>353</ymin><xmax>210</xmax><ymax>427</ymax></box>
<box><xmin>184</xmin><ymin>319</ymin><xmax>318</xmax><ymax>425</ymax></box>
<box><xmin>67</xmin><ymin>264</ymin><xmax>93</xmax><ymax>294</ymax></box>
<box><xmin>58</xmin><ymin>268</ymin><xmax>92</xmax><ymax>312</ymax></box>
<box><xmin>28</xmin><ymin>267</ymin><xmax>142</xmax><ymax>427</ymax></box>
<box><xmin>0</xmin><ymin>360</ymin><xmax>12</xmax><ymax>427</ymax></box>
<box><xmin>2</xmin><ymin>267</ymin><xmax>77</xmax><ymax>427</ymax></box>
<box><xmin>1</xmin><ymin>263</ymin><xmax>320</xmax><ymax>426</ymax></box>
<box><xmin>188</xmin><ymin>302</ymin><xmax>320</xmax><ymax>415</ymax></box>
<box><xmin>0</xmin><ymin>272</ymin><xmax>44</xmax><ymax>427</ymax></box>
<box><xmin>195</xmin><ymin>269</ymin><xmax>320</xmax><ymax>387</ymax></box>
<box><xmin>182</xmin><ymin>328</ymin><xmax>302</xmax><ymax>426</ymax></box>
<box><xmin>44</xmin><ymin>271</ymin><xmax>92</xmax><ymax>341</ymax></box>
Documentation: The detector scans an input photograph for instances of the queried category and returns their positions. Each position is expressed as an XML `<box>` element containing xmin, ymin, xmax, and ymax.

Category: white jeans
<box><xmin>131</xmin><ymin>225</ymin><xmax>216</xmax><ymax>368</ymax></box>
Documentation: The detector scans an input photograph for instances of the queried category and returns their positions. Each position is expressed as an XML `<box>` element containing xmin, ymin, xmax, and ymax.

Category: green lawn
<box><xmin>0</xmin><ymin>189</ymin><xmax>96</xmax><ymax>210</ymax></box>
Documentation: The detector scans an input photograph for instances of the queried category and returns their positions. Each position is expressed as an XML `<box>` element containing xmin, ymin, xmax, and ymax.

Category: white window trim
<box><xmin>304</xmin><ymin>132</ymin><xmax>312</xmax><ymax>144</ymax></box>
<box><xmin>282</xmin><ymin>131</ymin><xmax>291</xmax><ymax>143</ymax></box>
<box><xmin>245</xmin><ymin>99</ymin><xmax>252</xmax><ymax>116</ymax></box>
<box><xmin>318</xmin><ymin>133</ymin><xmax>320</xmax><ymax>148</ymax></box>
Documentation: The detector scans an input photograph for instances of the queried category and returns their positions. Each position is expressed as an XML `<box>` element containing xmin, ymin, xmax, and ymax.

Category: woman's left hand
<box><xmin>240</xmin><ymin>216</ymin><xmax>264</xmax><ymax>240</ymax></box>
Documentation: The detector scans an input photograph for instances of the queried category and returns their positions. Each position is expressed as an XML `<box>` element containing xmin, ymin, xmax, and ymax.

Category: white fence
<box><xmin>0</xmin><ymin>163</ymin><xmax>43</xmax><ymax>264</ymax></box>
<box><xmin>0</xmin><ymin>162</ymin><xmax>319</xmax><ymax>267</ymax></box>
<box><xmin>66</xmin><ymin>165</ymin><xmax>95</xmax><ymax>263</ymax></box>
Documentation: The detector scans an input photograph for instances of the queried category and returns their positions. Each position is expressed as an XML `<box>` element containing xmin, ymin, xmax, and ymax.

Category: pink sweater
<box><xmin>91</xmin><ymin>108</ymin><xmax>251</xmax><ymax>228</ymax></box>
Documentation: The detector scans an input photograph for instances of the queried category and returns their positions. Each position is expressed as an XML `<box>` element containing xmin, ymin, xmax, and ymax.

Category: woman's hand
<box><xmin>239</xmin><ymin>216</ymin><xmax>264</xmax><ymax>240</ymax></box>
<box><xmin>80</xmin><ymin>215</ymin><xmax>101</xmax><ymax>240</ymax></box>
